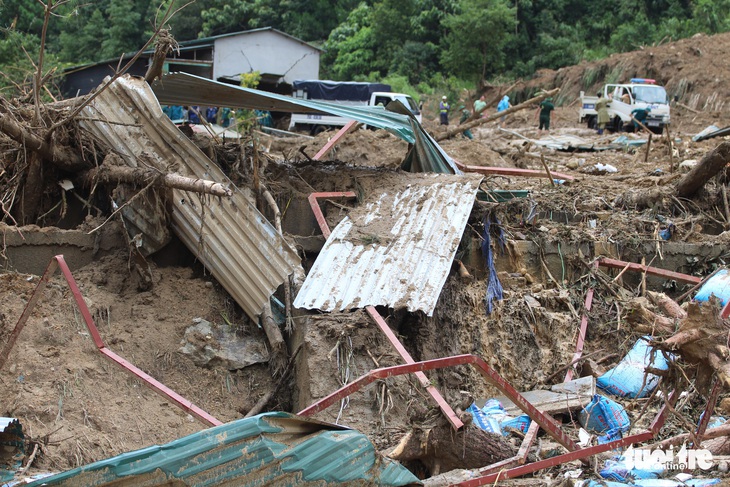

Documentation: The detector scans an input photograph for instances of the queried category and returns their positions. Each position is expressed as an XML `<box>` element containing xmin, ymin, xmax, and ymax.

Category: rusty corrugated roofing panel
<box><xmin>293</xmin><ymin>174</ymin><xmax>482</xmax><ymax>316</ymax></box>
<box><xmin>80</xmin><ymin>76</ymin><xmax>300</xmax><ymax>320</ymax></box>
<box><xmin>25</xmin><ymin>413</ymin><xmax>421</xmax><ymax>486</ymax></box>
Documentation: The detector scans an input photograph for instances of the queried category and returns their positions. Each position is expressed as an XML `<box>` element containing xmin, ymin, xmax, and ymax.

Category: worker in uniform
<box><xmin>595</xmin><ymin>92</ymin><xmax>611</xmax><ymax>135</ymax></box>
<box><xmin>439</xmin><ymin>96</ymin><xmax>450</xmax><ymax>125</ymax></box>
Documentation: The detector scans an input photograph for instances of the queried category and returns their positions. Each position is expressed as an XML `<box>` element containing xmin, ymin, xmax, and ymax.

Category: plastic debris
<box><xmin>597</xmin><ymin>337</ymin><xmax>670</xmax><ymax>398</ymax></box>
<box><xmin>467</xmin><ymin>400</ymin><xmax>531</xmax><ymax>436</ymax></box>
<box><xmin>578</xmin><ymin>395</ymin><xmax>630</xmax><ymax>443</ymax></box>
<box><xmin>482</xmin><ymin>215</ymin><xmax>504</xmax><ymax>315</ymax></box>
<box><xmin>694</xmin><ymin>269</ymin><xmax>730</xmax><ymax>306</ymax></box>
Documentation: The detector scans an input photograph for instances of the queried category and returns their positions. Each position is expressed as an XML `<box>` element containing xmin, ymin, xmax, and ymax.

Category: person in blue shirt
<box><xmin>497</xmin><ymin>95</ymin><xmax>511</xmax><ymax>126</ymax></box>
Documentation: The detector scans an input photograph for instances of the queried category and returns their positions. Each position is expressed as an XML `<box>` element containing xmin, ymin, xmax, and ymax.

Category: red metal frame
<box><xmin>298</xmin><ymin>353</ymin><xmax>678</xmax><ymax>486</ymax></box>
<box><xmin>365</xmin><ymin>306</ymin><xmax>463</xmax><ymax>430</ymax></box>
<box><xmin>299</xmin><ymin>354</ymin><xmax>578</xmax><ymax>452</ymax></box>
<box><xmin>696</xmin><ymin>379</ymin><xmax>721</xmax><ymax>438</ymax></box>
<box><xmin>597</xmin><ymin>257</ymin><xmax>702</xmax><ymax>285</ymax></box>
<box><xmin>453</xmin><ymin>159</ymin><xmax>575</xmax><ymax>181</ymax></box>
<box><xmin>307</xmin><ymin>192</ymin><xmax>357</xmax><ymax>239</ymax></box>
<box><xmin>0</xmin><ymin>255</ymin><xmax>221</xmax><ymax>427</ymax></box>
<box><xmin>313</xmin><ymin>120</ymin><xmax>359</xmax><ymax>160</ymax></box>
<box><xmin>564</xmin><ymin>287</ymin><xmax>594</xmax><ymax>382</ymax></box>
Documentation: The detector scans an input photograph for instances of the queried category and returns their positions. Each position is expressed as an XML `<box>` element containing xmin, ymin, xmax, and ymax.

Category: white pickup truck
<box><xmin>288</xmin><ymin>80</ymin><xmax>422</xmax><ymax>135</ymax></box>
<box><xmin>579</xmin><ymin>79</ymin><xmax>671</xmax><ymax>134</ymax></box>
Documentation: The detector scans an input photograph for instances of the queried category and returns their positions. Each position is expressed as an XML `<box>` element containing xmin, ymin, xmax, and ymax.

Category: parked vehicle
<box><xmin>288</xmin><ymin>80</ymin><xmax>422</xmax><ymax>135</ymax></box>
<box><xmin>579</xmin><ymin>79</ymin><xmax>670</xmax><ymax>134</ymax></box>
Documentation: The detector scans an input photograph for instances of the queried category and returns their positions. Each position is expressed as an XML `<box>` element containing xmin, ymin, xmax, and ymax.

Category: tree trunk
<box><xmin>389</xmin><ymin>414</ymin><xmax>517</xmax><ymax>476</ymax></box>
<box><xmin>676</xmin><ymin>140</ymin><xmax>730</xmax><ymax>197</ymax></box>
<box><xmin>78</xmin><ymin>159</ymin><xmax>231</xmax><ymax>197</ymax></box>
<box><xmin>0</xmin><ymin>111</ymin><xmax>88</xmax><ymax>172</ymax></box>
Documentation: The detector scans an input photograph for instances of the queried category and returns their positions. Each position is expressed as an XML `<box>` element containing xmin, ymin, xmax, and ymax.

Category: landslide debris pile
<box><xmin>2</xmin><ymin>31</ymin><xmax>730</xmax><ymax>487</ymax></box>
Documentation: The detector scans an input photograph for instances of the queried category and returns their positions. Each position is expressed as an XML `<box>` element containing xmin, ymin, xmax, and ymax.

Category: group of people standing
<box><xmin>438</xmin><ymin>93</ymin><xmax>555</xmax><ymax>134</ymax></box>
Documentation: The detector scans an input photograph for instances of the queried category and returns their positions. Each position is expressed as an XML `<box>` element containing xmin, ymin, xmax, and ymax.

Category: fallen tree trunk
<box><xmin>623</xmin><ymin>297</ymin><xmax>676</xmax><ymax>334</ymax></box>
<box><xmin>615</xmin><ymin>140</ymin><xmax>730</xmax><ymax>209</ymax></box>
<box><xmin>647</xmin><ymin>291</ymin><xmax>687</xmax><ymax>320</ymax></box>
<box><xmin>677</xmin><ymin>140</ymin><xmax>730</xmax><ymax>197</ymax></box>
<box><xmin>0</xmin><ymin>111</ymin><xmax>87</xmax><ymax>172</ymax></box>
<box><xmin>656</xmin><ymin>423</ymin><xmax>730</xmax><ymax>449</ymax></box>
<box><xmin>78</xmin><ymin>162</ymin><xmax>231</xmax><ymax>197</ymax></box>
<box><xmin>436</xmin><ymin>88</ymin><xmax>560</xmax><ymax>142</ymax></box>
<box><xmin>389</xmin><ymin>413</ymin><xmax>518</xmax><ymax>476</ymax></box>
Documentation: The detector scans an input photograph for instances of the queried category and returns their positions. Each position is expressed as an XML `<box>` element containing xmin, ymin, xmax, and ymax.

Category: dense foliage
<box><xmin>1</xmin><ymin>0</ymin><xmax>729</xmax><ymax>94</ymax></box>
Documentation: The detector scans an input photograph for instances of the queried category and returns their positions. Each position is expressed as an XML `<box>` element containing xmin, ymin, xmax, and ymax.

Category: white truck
<box><xmin>579</xmin><ymin>78</ymin><xmax>671</xmax><ymax>134</ymax></box>
<box><xmin>288</xmin><ymin>80</ymin><xmax>422</xmax><ymax>135</ymax></box>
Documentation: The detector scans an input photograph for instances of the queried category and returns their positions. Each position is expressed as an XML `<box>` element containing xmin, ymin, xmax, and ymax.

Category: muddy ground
<box><xmin>2</xmin><ymin>31</ymin><xmax>730</xmax><ymax>484</ymax></box>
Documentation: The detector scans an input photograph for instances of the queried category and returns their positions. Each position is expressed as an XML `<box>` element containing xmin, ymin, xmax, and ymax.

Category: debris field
<box><xmin>2</xmin><ymin>30</ymin><xmax>730</xmax><ymax>487</ymax></box>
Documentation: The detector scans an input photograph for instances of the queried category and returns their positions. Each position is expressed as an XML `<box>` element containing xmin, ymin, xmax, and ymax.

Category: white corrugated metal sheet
<box><xmin>80</xmin><ymin>75</ymin><xmax>301</xmax><ymax>320</ymax></box>
<box><xmin>294</xmin><ymin>174</ymin><xmax>482</xmax><ymax>316</ymax></box>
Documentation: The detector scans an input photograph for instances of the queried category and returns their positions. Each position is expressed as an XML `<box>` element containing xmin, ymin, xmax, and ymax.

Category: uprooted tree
<box><xmin>615</xmin><ymin>140</ymin><xmax>730</xmax><ymax>209</ymax></box>
<box><xmin>0</xmin><ymin>2</ymin><xmax>183</xmax><ymax>226</ymax></box>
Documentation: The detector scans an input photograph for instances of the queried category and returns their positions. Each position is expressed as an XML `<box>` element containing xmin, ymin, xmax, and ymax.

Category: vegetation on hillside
<box><xmin>1</xmin><ymin>0</ymin><xmax>729</xmax><ymax>96</ymax></box>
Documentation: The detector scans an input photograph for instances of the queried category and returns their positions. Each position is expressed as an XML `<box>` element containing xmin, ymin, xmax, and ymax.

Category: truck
<box><xmin>288</xmin><ymin>80</ymin><xmax>422</xmax><ymax>135</ymax></box>
<box><xmin>579</xmin><ymin>78</ymin><xmax>670</xmax><ymax>134</ymax></box>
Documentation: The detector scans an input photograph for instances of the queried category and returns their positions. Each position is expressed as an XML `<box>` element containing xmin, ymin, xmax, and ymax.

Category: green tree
<box><xmin>691</xmin><ymin>0</ymin><xmax>730</xmax><ymax>33</ymax></box>
<box><xmin>321</xmin><ymin>3</ymin><xmax>377</xmax><ymax>79</ymax></box>
<box><xmin>440</xmin><ymin>0</ymin><xmax>516</xmax><ymax>86</ymax></box>
<box><xmin>101</xmin><ymin>0</ymin><xmax>144</xmax><ymax>59</ymax></box>
<box><xmin>59</xmin><ymin>8</ymin><xmax>105</xmax><ymax>63</ymax></box>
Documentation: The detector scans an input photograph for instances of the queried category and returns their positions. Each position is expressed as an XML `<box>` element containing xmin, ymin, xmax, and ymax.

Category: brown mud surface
<box><xmin>3</xmin><ymin>31</ymin><xmax>730</xmax><ymax>483</ymax></box>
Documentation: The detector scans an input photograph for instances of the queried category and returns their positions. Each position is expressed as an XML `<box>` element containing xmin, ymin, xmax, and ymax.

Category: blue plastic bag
<box><xmin>695</xmin><ymin>269</ymin><xmax>730</xmax><ymax>306</ymax></box>
<box><xmin>579</xmin><ymin>395</ymin><xmax>630</xmax><ymax>437</ymax></box>
<box><xmin>597</xmin><ymin>337</ymin><xmax>669</xmax><ymax>398</ymax></box>
<box><xmin>467</xmin><ymin>400</ymin><xmax>531</xmax><ymax>436</ymax></box>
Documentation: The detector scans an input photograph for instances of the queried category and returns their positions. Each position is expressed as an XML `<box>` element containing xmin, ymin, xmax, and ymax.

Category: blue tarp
<box><xmin>292</xmin><ymin>80</ymin><xmax>392</xmax><ymax>102</ymax></box>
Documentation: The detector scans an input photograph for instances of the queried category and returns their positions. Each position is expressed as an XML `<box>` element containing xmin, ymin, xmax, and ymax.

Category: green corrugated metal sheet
<box><xmin>151</xmin><ymin>73</ymin><xmax>457</xmax><ymax>174</ymax></box>
<box><xmin>26</xmin><ymin>413</ymin><xmax>420</xmax><ymax>486</ymax></box>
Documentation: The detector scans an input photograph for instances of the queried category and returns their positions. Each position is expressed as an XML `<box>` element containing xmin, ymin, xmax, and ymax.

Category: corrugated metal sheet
<box><xmin>293</xmin><ymin>174</ymin><xmax>483</xmax><ymax>316</ymax></box>
<box><xmin>151</xmin><ymin>73</ymin><xmax>458</xmax><ymax>174</ymax></box>
<box><xmin>80</xmin><ymin>76</ymin><xmax>301</xmax><ymax>321</ymax></box>
<box><xmin>25</xmin><ymin>413</ymin><xmax>420</xmax><ymax>487</ymax></box>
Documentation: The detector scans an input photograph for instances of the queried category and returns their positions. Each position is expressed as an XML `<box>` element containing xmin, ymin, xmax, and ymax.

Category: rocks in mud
<box><xmin>179</xmin><ymin>318</ymin><xmax>270</xmax><ymax>370</ymax></box>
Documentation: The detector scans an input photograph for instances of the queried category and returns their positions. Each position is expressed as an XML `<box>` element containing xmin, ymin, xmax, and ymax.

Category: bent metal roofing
<box><xmin>293</xmin><ymin>173</ymin><xmax>483</xmax><ymax>316</ymax></box>
<box><xmin>151</xmin><ymin>72</ymin><xmax>458</xmax><ymax>174</ymax></box>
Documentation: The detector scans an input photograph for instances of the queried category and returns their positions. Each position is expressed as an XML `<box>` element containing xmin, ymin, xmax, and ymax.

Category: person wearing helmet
<box><xmin>439</xmin><ymin>96</ymin><xmax>451</xmax><ymax>125</ymax></box>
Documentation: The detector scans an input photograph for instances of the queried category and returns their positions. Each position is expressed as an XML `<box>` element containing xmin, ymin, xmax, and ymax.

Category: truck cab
<box><xmin>288</xmin><ymin>80</ymin><xmax>421</xmax><ymax>135</ymax></box>
<box><xmin>371</xmin><ymin>92</ymin><xmax>422</xmax><ymax>123</ymax></box>
<box><xmin>580</xmin><ymin>79</ymin><xmax>670</xmax><ymax>134</ymax></box>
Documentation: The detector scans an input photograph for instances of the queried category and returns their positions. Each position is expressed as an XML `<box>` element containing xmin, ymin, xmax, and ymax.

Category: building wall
<box><xmin>213</xmin><ymin>30</ymin><xmax>319</xmax><ymax>84</ymax></box>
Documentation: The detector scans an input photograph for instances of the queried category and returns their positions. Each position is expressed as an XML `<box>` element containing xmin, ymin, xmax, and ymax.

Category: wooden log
<box><xmin>0</xmin><ymin>111</ymin><xmax>87</xmax><ymax>171</ymax></box>
<box><xmin>78</xmin><ymin>161</ymin><xmax>231</xmax><ymax>197</ymax></box>
<box><xmin>623</xmin><ymin>298</ymin><xmax>676</xmax><ymax>334</ymax></box>
<box><xmin>389</xmin><ymin>415</ymin><xmax>518</xmax><ymax>476</ymax></box>
<box><xmin>436</xmin><ymin>88</ymin><xmax>560</xmax><ymax>142</ymax></box>
<box><xmin>656</xmin><ymin>423</ymin><xmax>730</xmax><ymax>449</ymax></box>
<box><xmin>647</xmin><ymin>291</ymin><xmax>687</xmax><ymax>320</ymax></box>
<box><xmin>676</xmin><ymin>140</ymin><xmax>730</xmax><ymax>197</ymax></box>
